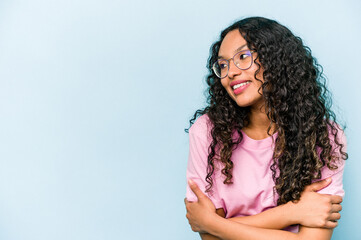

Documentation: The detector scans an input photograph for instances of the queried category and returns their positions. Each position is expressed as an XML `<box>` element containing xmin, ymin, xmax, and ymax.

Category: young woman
<box><xmin>184</xmin><ymin>17</ymin><xmax>347</xmax><ymax>240</ymax></box>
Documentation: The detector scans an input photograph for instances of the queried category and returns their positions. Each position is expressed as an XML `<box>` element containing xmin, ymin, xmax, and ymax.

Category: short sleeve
<box><xmin>186</xmin><ymin>115</ymin><xmax>223</xmax><ymax>209</ymax></box>
<box><xmin>316</xmin><ymin>126</ymin><xmax>347</xmax><ymax>197</ymax></box>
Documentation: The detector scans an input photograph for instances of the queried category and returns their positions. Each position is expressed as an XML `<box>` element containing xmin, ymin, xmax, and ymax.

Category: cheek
<box><xmin>220</xmin><ymin>79</ymin><xmax>228</xmax><ymax>89</ymax></box>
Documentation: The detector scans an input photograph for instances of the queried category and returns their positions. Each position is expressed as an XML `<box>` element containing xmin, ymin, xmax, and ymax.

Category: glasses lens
<box><xmin>234</xmin><ymin>50</ymin><xmax>252</xmax><ymax>70</ymax></box>
<box><xmin>213</xmin><ymin>60</ymin><xmax>228</xmax><ymax>78</ymax></box>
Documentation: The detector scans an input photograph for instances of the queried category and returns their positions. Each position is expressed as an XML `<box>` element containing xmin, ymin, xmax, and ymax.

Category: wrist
<box><xmin>203</xmin><ymin>212</ymin><xmax>223</xmax><ymax>234</ymax></box>
<box><xmin>285</xmin><ymin>200</ymin><xmax>299</xmax><ymax>225</ymax></box>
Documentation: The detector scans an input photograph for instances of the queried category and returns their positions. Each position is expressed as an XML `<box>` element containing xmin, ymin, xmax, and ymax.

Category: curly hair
<box><xmin>186</xmin><ymin>17</ymin><xmax>348</xmax><ymax>205</ymax></box>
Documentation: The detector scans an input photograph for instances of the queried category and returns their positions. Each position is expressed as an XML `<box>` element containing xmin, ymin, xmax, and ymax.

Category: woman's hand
<box><xmin>290</xmin><ymin>178</ymin><xmax>343</xmax><ymax>228</ymax></box>
<box><xmin>184</xmin><ymin>180</ymin><xmax>218</xmax><ymax>233</ymax></box>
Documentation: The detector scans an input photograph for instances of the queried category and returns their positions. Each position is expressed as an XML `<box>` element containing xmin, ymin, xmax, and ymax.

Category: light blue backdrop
<box><xmin>0</xmin><ymin>0</ymin><xmax>360</xmax><ymax>239</ymax></box>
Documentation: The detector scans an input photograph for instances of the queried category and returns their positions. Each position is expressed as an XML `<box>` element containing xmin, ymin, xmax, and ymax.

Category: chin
<box><xmin>235</xmin><ymin>102</ymin><xmax>252</xmax><ymax>108</ymax></box>
<box><xmin>233</xmin><ymin>96</ymin><xmax>263</xmax><ymax>108</ymax></box>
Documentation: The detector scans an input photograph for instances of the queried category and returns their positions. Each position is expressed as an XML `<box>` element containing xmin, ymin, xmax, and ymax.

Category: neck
<box><xmin>243</xmin><ymin>103</ymin><xmax>276</xmax><ymax>140</ymax></box>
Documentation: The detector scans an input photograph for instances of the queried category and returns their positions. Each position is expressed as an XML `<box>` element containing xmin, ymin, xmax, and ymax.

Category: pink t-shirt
<box><xmin>186</xmin><ymin>114</ymin><xmax>346</xmax><ymax>233</ymax></box>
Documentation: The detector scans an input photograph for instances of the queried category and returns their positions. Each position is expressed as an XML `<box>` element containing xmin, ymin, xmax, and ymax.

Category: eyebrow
<box><xmin>218</xmin><ymin>44</ymin><xmax>248</xmax><ymax>59</ymax></box>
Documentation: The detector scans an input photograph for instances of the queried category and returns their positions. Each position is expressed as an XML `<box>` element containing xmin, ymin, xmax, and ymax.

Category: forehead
<box><xmin>218</xmin><ymin>30</ymin><xmax>247</xmax><ymax>58</ymax></box>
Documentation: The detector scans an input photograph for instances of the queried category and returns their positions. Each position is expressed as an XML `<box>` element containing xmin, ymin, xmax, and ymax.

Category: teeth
<box><xmin>233</xmin><ymin>81</ymin><xmax>250</xmax><ymax>90</ymax></box>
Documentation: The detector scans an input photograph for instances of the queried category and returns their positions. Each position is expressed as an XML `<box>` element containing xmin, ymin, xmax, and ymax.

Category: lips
<box><xmin>230</xmin><ymin>80</ymin><xmax>250</xmax><ymax>88</ymax></box>
<box><xmin>230</xmin><ymin>80</ymin><xmax>251</xmax><ymax>95</ymax></box>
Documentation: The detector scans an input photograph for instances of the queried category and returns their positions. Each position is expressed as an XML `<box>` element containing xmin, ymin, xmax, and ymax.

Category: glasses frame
<box><xmin>212</xmin><ymin>50</ymin><xmax>256</xmax><ymax>79</ymax></box>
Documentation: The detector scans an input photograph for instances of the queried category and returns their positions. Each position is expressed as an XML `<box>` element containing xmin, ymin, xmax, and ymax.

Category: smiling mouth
<box><xmin>232</xmin><ymin>81</ymin><xmax>251</xmax><ymax>90</ymax></box>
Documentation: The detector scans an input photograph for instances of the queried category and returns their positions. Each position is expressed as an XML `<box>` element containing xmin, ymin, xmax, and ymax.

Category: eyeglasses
<box><xmin>212</xmin><ymin>50</ymin><xmax>256</xmax><ymax>79</ymax></box>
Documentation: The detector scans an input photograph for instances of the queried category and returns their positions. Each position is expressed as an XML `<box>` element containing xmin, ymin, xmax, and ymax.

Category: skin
<box><xmin>185</xmin><ymin>30</ymin><xmax>343</xmax><ymax>239</ymax></box>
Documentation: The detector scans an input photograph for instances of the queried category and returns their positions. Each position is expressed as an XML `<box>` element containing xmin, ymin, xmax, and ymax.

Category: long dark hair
<box><xmin>186</xmin><ymin>17</ymin><xmax>347</xmax><ymax>205</ymax></box>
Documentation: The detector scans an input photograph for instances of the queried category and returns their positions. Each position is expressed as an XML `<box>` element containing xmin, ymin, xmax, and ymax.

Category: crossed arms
<box><xmin>185</xmin><ymin>178</ymin><xmax>342</xmax><ymax>240</ymax></box>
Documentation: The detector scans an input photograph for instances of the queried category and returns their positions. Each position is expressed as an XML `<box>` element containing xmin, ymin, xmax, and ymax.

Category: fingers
<box><xmin>331</xmin><ymin>203</ymin><xmax>342</xmax><ymax>213</ymax></box>
<box><xmin>325</xmin><ymin>212</ymin><xmax>340</xmax><ymax>228</ymax></box>
<box><xmin>328</xmin><ymin>212</ymin><xmax>341</xmax><ymax>221</ymax></box>
<box><xmin>188</xmin><ymin>179</ymin><xmax>206</xmax><ymax>200</ymax></box>
<box><xmin>330</xmin><ymin>195</ymin><xmax>343</xmax><ymax>204</ymax></box>
<box><xmin>305</xmin><ymin>178</ymin><xmax>332</xmax><ymax>192</ymax></box>
<box><xmin>324</xmin><ymin>220</ymin><xmax>338</xmax><ymax>229</ymax></box>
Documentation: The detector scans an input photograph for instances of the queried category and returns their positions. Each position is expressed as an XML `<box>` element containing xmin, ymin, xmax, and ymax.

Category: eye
<box><xmin>219</xmin><ymin>63</ymin><xmax>228</xmax><ymax>69</ymax></box>
<box><xmin>217</xmin><ymin>60</ymin><xmax>228</xmax><ymax>69</ymax></box>
<box><xmin>239</xmin><ymin>53</ymin><xmax>250</xmax><ymax>60</ymax></box>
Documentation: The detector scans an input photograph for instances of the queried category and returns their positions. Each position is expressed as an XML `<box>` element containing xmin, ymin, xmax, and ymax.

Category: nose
<box><xmin>227</xmin><ymin>59</ymin><xmax>242</xmax><ymax>79</ymax></box>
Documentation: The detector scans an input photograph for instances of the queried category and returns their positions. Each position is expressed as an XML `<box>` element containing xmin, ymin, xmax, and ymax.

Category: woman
<box><xmin>184</xmin><ymin>17</ymin><xmax>347</xmax><ymax>240</ymax></box>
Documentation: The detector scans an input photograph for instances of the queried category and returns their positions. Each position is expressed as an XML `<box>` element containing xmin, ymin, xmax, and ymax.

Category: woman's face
<box><xmin>218</xmin><ymin>29</ymin><xmax>264</xmax><ymax>109</ymax></box>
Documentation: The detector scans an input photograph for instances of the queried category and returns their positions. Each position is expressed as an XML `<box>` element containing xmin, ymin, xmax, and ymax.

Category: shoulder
<box><xmin>189</xmin><ymin>114</ymin><xmax>213</xmax><ymax>137</ymax></box>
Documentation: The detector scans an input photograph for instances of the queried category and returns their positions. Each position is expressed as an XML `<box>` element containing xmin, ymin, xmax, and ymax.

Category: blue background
<box><xmin>0</xmin><ymin>0</ymin><xmax>360</xmax><ymax>239</ymax></box>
